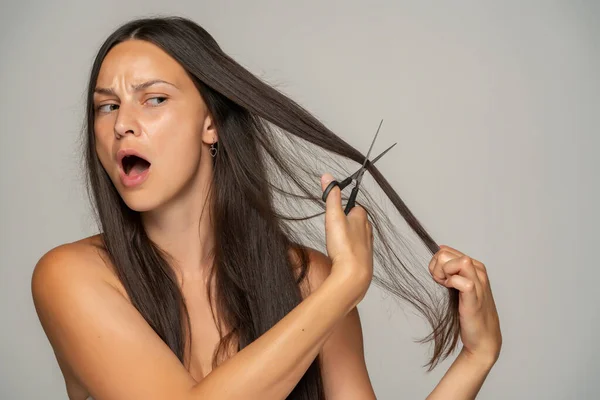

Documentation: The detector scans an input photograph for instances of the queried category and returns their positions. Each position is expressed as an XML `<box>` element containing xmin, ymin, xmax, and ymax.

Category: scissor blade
<box><xmin>355</xmin><ymin>119</ymin><xmax>384</xmax><ymax>188</ymax></box>
<box><xmin>369</xmin><ymin>142</ymin><xmax>397</xmax><ymax>165</ymax></box>
<box><xmin>360</xmin><ymin>119</ymin><xmax>384</xmax><ymax>172</ymax></box>
<box><xmin>350</xmin><ymin>142</ymin><xmax>398</xmax><ymax>181</ymax></box>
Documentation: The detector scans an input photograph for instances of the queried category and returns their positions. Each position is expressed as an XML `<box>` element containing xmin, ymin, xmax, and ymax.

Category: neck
<box><xmin>141</xmin><ymin>160</ymin><xmax>215</xmax><ymax>281</ymax></box>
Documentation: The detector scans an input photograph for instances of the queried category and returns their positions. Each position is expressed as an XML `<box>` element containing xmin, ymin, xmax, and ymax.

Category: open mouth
<box><xmin>121</xmin><ymin>154</ymin><xmax>151</xmax><ymax>176</ymax></box>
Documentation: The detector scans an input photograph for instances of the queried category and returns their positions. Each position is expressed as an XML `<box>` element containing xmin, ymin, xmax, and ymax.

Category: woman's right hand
<box><xmin>321</xmin><ymin>173</ymin><xmax>374</xmax><ymax>305</ymax></box>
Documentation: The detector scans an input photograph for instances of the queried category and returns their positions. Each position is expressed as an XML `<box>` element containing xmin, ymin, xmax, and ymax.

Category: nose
<box><xmin>114</xmin><ymin>103</ymin><xmax>141</xmax><ymax>139</ymax></box>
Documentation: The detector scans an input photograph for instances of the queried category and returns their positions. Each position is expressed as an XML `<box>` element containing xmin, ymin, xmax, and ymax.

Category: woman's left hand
<box><xmin>429</xmin><ymin>245</ymin><xmax>502</xmax><ymax>366</ymax></box>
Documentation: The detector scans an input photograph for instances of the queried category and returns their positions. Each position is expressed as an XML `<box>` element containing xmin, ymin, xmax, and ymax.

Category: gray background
<box><xmin>1</xmin><ymin>1</ymin><xmax>598</xmax><ymax>399</ymax></box>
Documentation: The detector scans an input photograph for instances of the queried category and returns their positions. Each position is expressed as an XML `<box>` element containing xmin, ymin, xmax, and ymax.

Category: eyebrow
<box><xmin>94</xmin><ymin>79</ymin><xmax>179</xmax><ymax>96</ymax></box>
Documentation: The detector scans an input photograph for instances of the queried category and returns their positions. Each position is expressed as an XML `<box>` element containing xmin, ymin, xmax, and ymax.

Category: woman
<box><xmin>31</xmin><ymin>15</ymin><xmax>501</xmax><ymax>399</ymax></box>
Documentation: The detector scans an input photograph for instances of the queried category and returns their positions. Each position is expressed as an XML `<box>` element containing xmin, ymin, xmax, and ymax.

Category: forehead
<box><xmin>97</xmin><ymin>39</ymin><xmax>186</xmax><ymax>86</ymax></box>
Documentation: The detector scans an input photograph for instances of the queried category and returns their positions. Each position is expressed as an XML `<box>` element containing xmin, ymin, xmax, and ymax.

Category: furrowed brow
<box><xmin>94</xmin><ymin>79</ymin><xmax>178</xmax><ymax>96</ymax></box>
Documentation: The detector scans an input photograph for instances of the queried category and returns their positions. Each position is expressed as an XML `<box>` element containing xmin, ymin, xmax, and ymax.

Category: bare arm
<box><xmin>301</xmin><ymin>249</ymin><xmax>376</xmax><ymax>400</ymax></box>
<box><xmin>426</xmin><ymin>350</ymin><xmax>496</xmax><ymax>399</ymax></box>
<box><xmin>32</xmin><ymin>245</ymin><xmax>366</xmax><ymax>400</ymax></box>
<box><xmin>192</xmin><ymin>263</ymin><xmax>362</xmax><ymax>399</ymax></box>
<box><xmin>425</xmin><ymin>245</ymin><xmax>502</xmax><ymax>400</ymax></box>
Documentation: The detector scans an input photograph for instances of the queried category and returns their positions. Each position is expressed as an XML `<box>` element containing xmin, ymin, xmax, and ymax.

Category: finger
<box><xmin>437</xmin><ymin>246</ymin><xmax>488</xmax><ymax>286</ymax></box>
<box><xmin>428</xmin><ymin>255</ymin><xmax>440</xmax><ymax>279</ymax></box>
<box><xmin>346</xmin><ymin>206</ymin><xmax>369</xmax><ymax>245</ymax></box>
<box><xmin>438</xmin><ymin>244</ymin><xmax>464</xmax><ymax>256</ymax></box>
<box><xmin>429</xmin><ymin>257</ymin><xmax>450</xmax><ymax>288</ymax></box>
<box><xmin>437</xmin><ymin>255</ymin><xmax>483</xmax><ymax>299</ymax></box>
<box><xmin>438</xmin><ymin>245</ymin><xmax>485</xmax><ymax>268</ymax></box>
<box><xmin>431</xmin><ymin>251</ymin><xmax>453</xmax><ymax>280</ymax></box>
<box><xmin>347</xmin><ymin>203</ymin><xmax>368</xmax><ymax>223</ymax></box>
<box><xmin>321</xmin><ymin>173</ymin><xmax>344</xmax><ymax>220</ymax></box>
<box><xmin>440</xmin><ymin>256</ymin><xmax>480</xmax><ymax>283</ymax></box>
<box><xmin>443</xmin><ymin>274</ymin><xmax>479</xmax><ymax>308</ymax></box>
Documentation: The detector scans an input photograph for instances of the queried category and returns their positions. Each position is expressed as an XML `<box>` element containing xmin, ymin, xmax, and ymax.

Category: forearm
<box><xmin>426</xmin><ymin>350</ymin><xmax>496</xmax><ymax>400</ymax></box>
<box><xmin>189</xmin><ymin>271</ymin><xmax>361</xmax><ymax>400</ymax></box>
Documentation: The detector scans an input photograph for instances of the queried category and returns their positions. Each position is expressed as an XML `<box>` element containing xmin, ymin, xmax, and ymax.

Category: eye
<box><xmin>96</xmin><ymin>104</ymin><xmax>119</xmax><ymax>113</ymax></box>
<box><xmin>146</xmin><ymin>96</ymin><xmax>167</xmax><ymax>106</ymax></box>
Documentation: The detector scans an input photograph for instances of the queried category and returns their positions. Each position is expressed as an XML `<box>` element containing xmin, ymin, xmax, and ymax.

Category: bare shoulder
<box><xmin>289</xmin><ymin>245</ymin><xmax>333</xmax><ymax>299</ymax></box>
<box><xmin>34</xmin><ymin>234</ymin><xmax>111</xmax><ymax>271</ymax></box>
<box><xmin>32</xmin><ymin>234</ymin><xmax>125</xmax><ymax>299</ymax></box>
<box><xmin>31</xmin><ymin>235</ymin><xmax>195</xmax><ymax>399</ymax></box>
<box><xmin>31</xmin><ymin>235</ymin><xmax>127</xmax><ymax>399</ymax></box>
<box><xmin>31</xmin><ymin>233</ymin><xmax>131</xmax><ymax>344</ymax></box>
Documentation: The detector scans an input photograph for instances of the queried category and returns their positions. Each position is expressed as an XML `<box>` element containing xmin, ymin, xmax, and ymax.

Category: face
<box><xmin>93</xmin><ymin>39</ymin><xmax>216</xmax><ymax>212</ymax></box>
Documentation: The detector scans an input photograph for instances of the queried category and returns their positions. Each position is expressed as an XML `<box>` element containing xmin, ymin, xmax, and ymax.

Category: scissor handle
<box><xmin>344</xmin><ymin>186</ymin><xmax>359</xmax><ymax>215</ymax></box>
<box><xmin>322</xmin><ymin>175</ymin><xmax>354</xmax><ymax>202</ymax></box>
<box><xmin>322</xmin><ymin>180</ymin><xmax>359</xmax><ymax>215</ymax></box>
<box><xmin>321</xmin><ymin>180</ymin><xmax>340</xmax><ymax>202</ymax></box>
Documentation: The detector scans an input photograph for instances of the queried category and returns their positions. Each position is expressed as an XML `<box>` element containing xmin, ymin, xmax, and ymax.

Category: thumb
<box><xmin>321</xmin><ymin>173</ymin><xmax>343</xmax><ymax>218</ymax></box>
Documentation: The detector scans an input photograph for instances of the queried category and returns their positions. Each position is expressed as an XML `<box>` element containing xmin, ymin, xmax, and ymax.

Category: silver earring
<box><xmin>209</xmin><ymin>138</ymin><xmax>218</xmax><ymax>158</ymax></box>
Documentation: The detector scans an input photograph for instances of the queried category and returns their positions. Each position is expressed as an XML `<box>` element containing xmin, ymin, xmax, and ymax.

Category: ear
<box><xmin>201</xmin><ymin>114</ymin><xmax>218</xmax><ymax>145</ymax></box>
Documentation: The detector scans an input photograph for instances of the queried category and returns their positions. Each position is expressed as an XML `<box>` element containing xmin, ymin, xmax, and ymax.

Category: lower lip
<box><xmin>119</xmin><ymin>167</ymin><xmax>151</xmax><ymax>188</ymax></box>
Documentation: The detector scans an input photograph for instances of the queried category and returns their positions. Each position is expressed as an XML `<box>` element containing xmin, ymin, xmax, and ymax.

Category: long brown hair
<box><xmin>83</xmin><ymin>15</ymin><xmax>459</xmax><ymax>400</ymax></box>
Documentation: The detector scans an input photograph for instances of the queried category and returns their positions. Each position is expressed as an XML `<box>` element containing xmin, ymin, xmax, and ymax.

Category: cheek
<box><xmin>151</xmin><ymin>121</ymin><xmax>203</xmax><ymax>178</ymax></box>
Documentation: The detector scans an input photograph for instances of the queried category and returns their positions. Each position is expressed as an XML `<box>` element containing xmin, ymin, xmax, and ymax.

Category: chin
<box><xmin>110</xmin><ymin>178</ymin><xmax>164</xmax><ymax>212</ymax></box>
<box><xmin>119</xmin><ymin>191</ymin><xmax>162</xmax><ymax>213</ymax></box>
<box><xmin>108</xmin><ymin>170</ymin><xmax>163</xmax><ymax>213</ymax></box>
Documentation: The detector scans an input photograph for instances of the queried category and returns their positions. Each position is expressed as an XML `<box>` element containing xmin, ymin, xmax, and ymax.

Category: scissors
<box><xmin>321</xmin><ymin>119</ymin><xmax>397</xmax><ymax>215</ymax></box>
